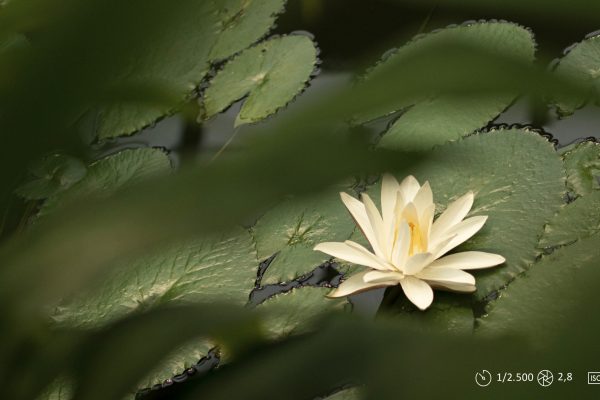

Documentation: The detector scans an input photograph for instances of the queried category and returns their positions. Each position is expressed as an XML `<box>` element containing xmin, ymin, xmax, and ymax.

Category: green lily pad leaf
<box><xmin>538</xmin><ymin>190</ymin><xmax>600</xmax><ymax>249</ymax></box>
<box><xmin>380</xmin><ymin>289</ymin><xmax>474</xmax><ymax>334</ymax></box>
<box><xmin>365</xmin><ymin>128</ymin><xmax>564</xmax><ymax>300</ymax></box>
<box><xmin>355</xmin><ymin>21</ymin><xmax>535</xmax><ymax>126</ymax></box>
<box><xmin>324</xmin><ymin>387</ymin><xmax>364</xmax><ymax>400</ymax></box>
<box><xmin>551</xmin><ymin>35</ymin><xmax>600</xmax><ymax>116</ymax></box>
<box><xmin>15</xmin><ymin>154</ymin><xmax>87</xmax><ymax>200</ymax></box>
<box><xmin>140</xmin><ymin>340</ymin><xmax>213</xmax><ymax>389</ymax></box>
<box><xmin>209</xmin><ymin>0</ymin><xmax>286</xmax><ymax>61</ymax></box>
<box><xmin>94</xmin><ymin>2</ymin><xmax>221</xmax><ymax>139</ymax></box>
<box><xmin>561</xmin><ymin>140</ymin><xmax>600</xmax><ymax>196</ymax></box>
<box><xmin>96</xmin><ymin>1</ymin><xmax>286</xmax><ymax>138</ymax></box>
<box><xmin>378</xmin><ymin>94</ymin><xmax>516</xmax><ymax>151</ymax></box>
<box><xmin>258</xmin><ymin>287</ymin><xmax>347</xmax><ymax>338</ymax></box>
<box><xmin>477</xmin><ymin>232</ymin><xmax>600</xmax><ymax>345</ymax></box>
<box><xmin>261</xmin><ymin>245</ymin><xmax>325</xmax><ymax>285</ymax></box>
<box><xmin>39</xmin><ymin>148</ymin><xmax>171</xmax><ymax>217</ymax></box>
<box><xmin>203</xmin><ymin>35</ymin><xmax>318</xmax><ymax>126</ymax></box>
<box><xmin>53</xmin><ymin>227</ymin><xmax>258</xmax><ymax>387</ymax></box>
<box><xmin>53</xmin><ymin>228</ymin><xmax>257</xmax><ymax>326</ymax></box>
<box><xmin>37</xmin><ymin>378</ymin><xmax>72</xmax><ymax>400</ymax></box>
<box><xmin>38</xmin><ymin>147</ymin><xmax>255</xmax><ymax>388</ymax></box>
<box><xmin>252</xmin><ymin>185</ymin><xmax>357</xmax><ymax>285</ymax></box>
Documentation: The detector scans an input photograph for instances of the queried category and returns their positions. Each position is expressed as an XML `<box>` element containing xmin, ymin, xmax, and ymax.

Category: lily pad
<box><xmin>252</xmin><ymin>185</ymin><xmax>357</xmax><ymax>285</ymax></box>
<box><xmin>15</xmin><ymin>154</ymin><xmax>87</xmax><ymax>200</ymax></box>
<box><xmin>324</xmin><ymin>387</ymin><xmax>364</xmax><ymax>400</ymax></box>
<box><xmin>139</xmin><ymin>340</ymin><xmax>213</xmax><ymax>389</ymax></box>
<box><xmin>355</xmin><ymin>21</ymin><xmax>535</xmax><ymax>126</ymax></box>
<box><xmin>38</xmin><ymin>147</ymin><xmax>256</xmax><ymax>388</ymax></box>
<box><xmin>94</xmin><ymin>2</ymin><xmax>220</xmax><ymax>139</ymax></box>
<box><xmin>258</xmin><ymin>287</ymin><xmax>347</xmax><ymax>338</ymax></box>
<box><xmin>477</xmin><ymin>232</ymin><xmax>600</xmax><ymax>346</ymax></box>
<box><xmin>551</xmin><ymin>34</ymin><xmax>600</xmax><ymax>116</ymax></box>
<box><xmin>561</xmin><ymin>140</ymin><xmax>600</xmax><ymax>196</ymax></box>
<box><xmin>203</xmin><ymin>35</ymin><xmax>318</xmax><ymax>126</ymax></box>
<box><xmin>53</xmin><ymin>227</ymin><xmax>258</xmax><ymax>387</ymax></box>
<box><xmin>380</xmin><ymin>289</ymin><xmax>474</xmax><ymax>334</ymax></box>
<box><xmin>53</xmin><ymin>228</ymin><xmax>257</xmax><ymax>326</ymax></box>
<box><xmin>378</xmin><ymin>94</ymin><xmax>516</xmax><ymax>151</ymax></box>
<box><xmin>209</xmin><ymin>0</ymin><xmax>287</xmax><ymax>61</ymax></box>
<box><xmin>538</xmin><ymin>190</ymin><xmax>600</xmax><ymax>249</ymax></box>
<box><xmin>365</xmin><ymin>128</ymin><xmax>565</xmax><ymax>299</ymax></box>
<box><xmin>39</xmin><ymin>148</ymin><xmax>171</xmax><ymax>217</ymax></box>
<box><xmin>38</xmin><ymin>378</ymin><xmax>72</xmax><ymax>400</ymax></box>
<box><xmin>95</xmin><ymin>0</ymin><xmax>285</xmax><ymax>139</ymax></box>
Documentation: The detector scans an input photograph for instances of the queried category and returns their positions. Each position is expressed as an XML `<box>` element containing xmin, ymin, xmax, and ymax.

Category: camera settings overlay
<box><xmin>474</xmin><ymin>370</ymin><xmax>578</xmax><ymax>387</ymax></box>
<box><xmin>588</xmin><ymin>372</ymin><xmax>600</xmax><ymax>384</ymax></box>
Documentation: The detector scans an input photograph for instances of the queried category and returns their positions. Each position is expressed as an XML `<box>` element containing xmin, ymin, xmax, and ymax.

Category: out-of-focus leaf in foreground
<box><xmin>71</xmin><ymin>305</ymin><xmax>259</xmax><ymax>400</ymax></box>
<box><xmin>478</xmin><ymin>232</ymin><xmax>600</xmax><ymax>347</ymax></box>
<box><xmin>360</xmin><ymin>21</ymin><xmax>536</xmax><ymax>150</ymax></box>
<box><xmin>390</xmin><ymin>0</ymin><xmax>600</xmax><ymax>24</ymax></box>
<box><xmin>170</xmin><ymin>304</ymin><xmax>600</xmax><ymax>400</ymax></box>
<box><xmin>39</xmin><ymin>148</ymin><xmax>171</xmax><ymax>217</ymax></box>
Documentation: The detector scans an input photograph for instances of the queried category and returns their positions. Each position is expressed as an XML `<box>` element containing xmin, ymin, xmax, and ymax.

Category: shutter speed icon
<box><xmin>475</xmin><ymin>370</ymin><xmax>492</xmax><ymax>387</ymax></box>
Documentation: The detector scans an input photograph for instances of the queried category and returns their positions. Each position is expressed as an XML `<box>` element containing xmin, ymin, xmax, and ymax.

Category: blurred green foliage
<box><xmin>1</xmin><ymin>1</ymin><xmax>600</xmax><ymax>399</ymax></box>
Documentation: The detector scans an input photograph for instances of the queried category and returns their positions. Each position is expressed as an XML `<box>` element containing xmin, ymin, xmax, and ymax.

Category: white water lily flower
<box><xmin>314</xmin><ymin>174</ymin><xmax>505</xmax><ymax>310</ymax></box>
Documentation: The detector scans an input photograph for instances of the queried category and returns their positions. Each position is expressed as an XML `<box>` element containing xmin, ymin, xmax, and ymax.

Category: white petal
<box><xmin>392</xmin><ymin>220</ymin><xmax>410</xmax><ymax>268</ymax></box>
<box><xmin>430</xmin><ymin>191</ymin><xmax>474</xmax><ymax>244</ymax></box>
<box><xmin>428</xmin><ymin>251</ymin><xmax>505</xmax><ymax>270</ymax></box>
<box><xmin>364</xmin><ymin>270</ymin><xmax>404</xmax><ymax>283</ymax></box>
<box><xmin>435</xmin><ymin>216</ymin><xmax>488</xmax><ymax>256</ymax></box>
<box><xmin>403</xmin><ymin>252</ymin><xmax>434</xmax><ymax>275</ymax></box>
<box><xmin>399</xmin><ymin>276</ymin><xmax>434</xmax><ymax>310</ymax></box>
<box><xmin>416</xmin><ymin>267</ymin><xmax>476</xmax><ymax>285</ymax></box>
<box><xmin>429</xmin><ymin>282</ymin><xmax>476</xmax><ymax>293</ymax></box>
<box><xmin>328</xmin><ymin>270</ymin><xmax>397</xmax><ymax>298</ymax></box>
<box><xmin>419</xmin><ymin>203</ymin><xmax>435</xmax><ymax>250</ymax></box>
<box><xmin>401</xmin><ymin>201</ymin><xmax>419</xmax><ymax>226</ymax></box>
<box><xmin>428</xmin><ymin>235</ymin><xmax>457</xmax><ymax>260</ymax></box>
<box><xmin>413</xmin><ymin>181</ymin><xmax>433</xmax><ymax>211</ymax></box>
<box><xmin>381</xmin><ymin>173</ymin><xmax>400</xmax><ymax>231</ymax></box>
<box><xmin>399</xmin><ymin>175</ymin><xmax>421</xmax><ymax>203</ymax></box>
<box><xmin>361</xmin><ymin>193</ymin><xmax>389</xmax><ymax>258</ymax></box>
<box><xmin>314</xmin><ymin>241</ymin><xmax>391</xmax><ymax>271</ymax></box>
<box><xmin>340</xmin><ymin>192</ymin><xmax>385</xmax><ymax>259</ymax></box>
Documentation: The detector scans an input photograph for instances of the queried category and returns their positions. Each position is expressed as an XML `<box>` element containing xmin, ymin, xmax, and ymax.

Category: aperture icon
<box><xmin>537</xmin><ymin>370</ymin><xmax>554</xmax><ymax>387</ymax></box>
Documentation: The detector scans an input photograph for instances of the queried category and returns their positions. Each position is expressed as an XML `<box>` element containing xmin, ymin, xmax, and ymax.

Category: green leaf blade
<box><xmin>252</xmin><ymin>185</ymin><xmax>356</xmax><ymax>285</ymax></box>
<box><xmin>209</xmin><ymin>0</ymin><xmax>287</xmax><ymax>61</ymax></box>
<box><xmin>562</xmin><ymin>140</ymin><xmax>600</xmax><ymax>196</ymax></box>
<box><xmin>552</xmin><ymin>35</ymin><xmax>600</xmax><ymax>116</ymax></box>
<box><xmin>477</xmin><ymin>232</ymin><xmax>600</xmax><ymax>345</ymax></box>
<box><xmin>203</xmin><ymin>35</ymin><xmax>318</xmax><ymax>126</ymax></box>
<box><xmin>356</xmin><ymin>21</ymin><xmax>536</xmax><ymax>134</ymax></box>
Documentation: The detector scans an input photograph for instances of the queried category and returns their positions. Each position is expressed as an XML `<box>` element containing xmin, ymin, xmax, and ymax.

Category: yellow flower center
<box><xmin>408</xmin><ymin>221</ymin><xmax>425</xmax><ymax>256</ymax></box>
